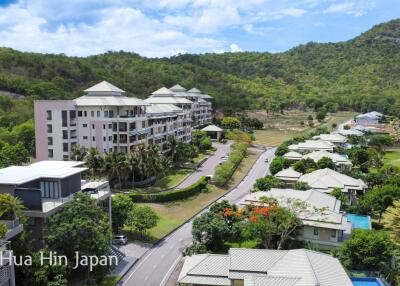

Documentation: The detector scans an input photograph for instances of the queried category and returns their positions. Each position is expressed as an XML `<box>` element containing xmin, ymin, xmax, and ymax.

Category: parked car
<box><xmin>113</xmin><ymin>235</ymin><xmax>128</xmax><ymax>245</ymax></box>
<box><xmin>221</xmin><ymin>156</ymin><xmax>229</xmax><ymax>160</ymax></box>
<box><xmin>264</xmin><ymin>158</ymin><xmax>269</xmax><ymax>163</ymax></box>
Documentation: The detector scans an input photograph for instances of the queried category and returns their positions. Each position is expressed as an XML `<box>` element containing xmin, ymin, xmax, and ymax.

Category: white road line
<box><xmin>122</xmin><ymin>246</ymin><xmax>158</xmax><ymax>284</ymax></box>
<box><xmin>160</xmin><ymin>255</ymin><xmax>182</xmax><ymax>286</ymax></box>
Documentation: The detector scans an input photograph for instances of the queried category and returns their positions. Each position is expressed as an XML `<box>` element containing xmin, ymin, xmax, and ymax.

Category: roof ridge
<box><xmin>185</xmin><ymin>254</ymin><xmax>210</xmax><ymax>276</ymax></box>
<box><xmin>303</xmin><ymin>249</ymin><xmax>321</xmax><ymax>286</ymax></box>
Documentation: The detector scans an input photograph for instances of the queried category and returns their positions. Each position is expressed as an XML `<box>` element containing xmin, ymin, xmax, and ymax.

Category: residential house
<box><xmin>274</xmin><ymin>168</ymin><xmax>302</xmax><ymax>184</ymax></box>
<box><xmin>303</xmin><ymin>150</ymin><xmax>352</xmax><ymax>171</ymax></box>
<box><xmin>0</xmin><ymin>161</ymin><xmax>111</xmax><ymax>249</ymax></box>
<box><xmin>298</xmin><ymin>168</ymin><xmax>367</xmax><ymax>204</ymax></box>
<box><xmin>288</xmin><ymin>140</ymin><xmax>334</xmax><ymax>153</ymax></box>
<box><xmin>337</xmin><ymin>128</ymin><xmax>364</xmax><ymax>137</ymax></box>
<box><xmin>355</xmin><ymin>111</ymin><xmax>383</xmax><ymax>125</ymax></box>
<box><xmin>240</xmin><ymin>188</ymin><xmax>354</xmax><ymax>248</ymax></box>
<box><xmin>312</xmin><ymin>133</ymin><xmax>347</xmax><ymax>146</ymax></box>
<box><xmin>178</xmin><ymin>248</ymin><xmax>353</xmax><ymax>286</ymax></box>
<box><xmin>201</xmin><ymin>125</ymin><xmax>223</xmax><ymax>141</ymax></box>
<box><xmin>282</xmin><ymin>151</ymin><xmax>302</xmax><ymax>161</ymax></box>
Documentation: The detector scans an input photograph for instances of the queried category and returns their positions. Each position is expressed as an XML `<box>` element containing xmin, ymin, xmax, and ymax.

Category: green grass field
<box><xmin>252</xmin><ymin>110</ymin><xmax>357</xmax><ymax>147</ymax></box>
<box><xmin>134</xmin><ymin>149</ymin><xmax>261</xmax><ymax>242</ymax></box>
<box><xmin>383</xmin><ymin>149</ymin><xmax>400</xmax><ymax>168</ymax></box>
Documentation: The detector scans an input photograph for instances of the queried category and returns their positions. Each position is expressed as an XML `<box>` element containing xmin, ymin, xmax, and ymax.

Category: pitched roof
<box><xmin>146</xmin><ymin>104</ymin><xmax>183</xmax><ymax>116</ymax></box>
<box><xmin>144</xmin><ymin>97</ymin><xmax>193</xmax><ymax>104</ymax></box>
<box><xmin>299</xmin><ymin>168</ymin><xmax>367</xmax><ymax>192</ymax></box>
<box><xmin>179</xmin><ymin>248</ymin><xmax>353</xmax><ymax>286</ymax></box>
<box><xmin>188</xmin><ymin>87</ymin><xmax>201</xmax><ymax>93</ymax></box>
<box><xmin>74</xmin><ymin>95</ymin><xmax>149</xmax><ymax>106</ymax></box>
<box><xmin>283</xmin><ymin>151</ymin><xmax>303</xmax><ymax>160</ymax></box>
<box><xmin>169</xmin><ymin>84</ymin><xmax>187</xmax><ymax>92</ymax></box>
<box><xmin>202</xmin><ymin>125</ymin><xmax>223</xmax><ymax>132</ymax></box>
<box><xmin>303</xmin><ymin>151</ymin><xmax>352</xmax><ymax>165</ymax></box>
<box><xmin>356</xmin><ymin>111</ymin><xmax>383</xmax><ymax>119</ymax></box>
<box><xmin>337</xmin><ymin>129</ymin><xmax>364</xmax><ymax>137</ymax></box>
<box><xmin>289</xmin><ymin>140</ymin><xmax>334</xmax><ymax>152</ymax></box>
<box><xmin>274</xmin><ymin>168</ymin><xmax>302</xmax><ymax>180</ymax></box>
<box><xmin>313</xmin><ymin>133</ymin><xmax>347</xmax><ymax>143</ymax></box>
<box><xmin>84</xmin><ymin>81</ymin><xmax>125</xmax><ymax>93</ymax></box>
<box><xmin>200</xmin><ymin>94</ymin><xmax>213</xmax><ymax>99</ymax></box>
<box><xmin>151</xmin><ymin>87</ymin><xmax>175</xmax><ymax>96</ymax></box>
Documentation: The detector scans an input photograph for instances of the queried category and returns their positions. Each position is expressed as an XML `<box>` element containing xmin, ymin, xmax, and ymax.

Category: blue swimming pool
<box><xmin>346</xmin><ymin>214</ymin><xmax>371</xmax><ymax>229</ymax></box>
<box><xmin>351</xmin><ymin>277</ymin><xmax>384</xmax><ymax>286</ymax></box>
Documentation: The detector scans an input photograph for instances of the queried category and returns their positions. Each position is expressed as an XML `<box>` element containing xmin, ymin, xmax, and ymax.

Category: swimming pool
<box><xmin>346</xmin><ymin>214</ymin><xmax>371</xmax><ymax>229</ymax></box>
<box><xmin>351</xmin><ymin>277</ymin><xmax>384</xmax><ymax>286</ymax></box>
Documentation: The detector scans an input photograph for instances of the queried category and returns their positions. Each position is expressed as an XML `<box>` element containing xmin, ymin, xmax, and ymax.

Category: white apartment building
<box><xmin>35</xmin><ymin>81</ymin><xmax>213</xmax><ymax>161</ymax></box>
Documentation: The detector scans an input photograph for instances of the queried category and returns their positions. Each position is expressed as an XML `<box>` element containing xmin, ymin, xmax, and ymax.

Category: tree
<box><xmin>269</xmin><ymin>157</ymin><xmax>290</xmax><ymax>175</ymax></box>
<box><xmin>368</xmin><ymin>134</ymin><xmax>394</xmax><ymax>151</ymax></box>
<box><xmin>70</xmin><ymin>145</ymin><xmax>87</xmax><ymax>161</ymax></box>
<box><xmin>317</xmin><ymin>157</ymin><xmax>335</xmax><ymax>169</ymax></box>
<box><xmin>316</xmin><ymin>110</ymin><xmax>326</xmax><ymax>122</ymax></box>
<box><xmin>192</xmin><ymin>211</ymin><xmax>231</xmax><ymax>251</ymax></box>
<box><xmin>0</xmin><ymin>143</ymin><xmax>29</xmax><ymax>168</ymax></box>
<box><xmin>293</xmin><ymin>181</ymin><xmax>310</xmax><ymax>191</ymax></box>
<box><xmin>104</xmin><ymin>152</ymin><xmax>128</xmax><ymax>190</ymax></box>
<box><xmin>221</xmin><ymin>117</ymin><xmax>241</xmax><ymax>129</ymax></box>
<box><xmin>307</xmin><ymin>115</ymin><xmax>313</xmax><ymax>121</ymax></box>
<box><xmin>275</xmin><ymin>144</ymin><xmax>289</xmax><ymax>157</ymax></box>
<box><xmin>0</xmin><ymin>193</ymin><xmax>24</xmax><ymax>220</ymax></box>
<box><xmin>11</xmin><ymin>119</ymin><xmax>35</xmax><ymax>156</ymax></box>
<box><xmin>126</xmin><ymin>205</ymin><xmax>159</xmax><ymax>234</ymax></box>
<box><xmin>338</xmin><ymin>229</ymin><xmax>396</xmax><ymax>274</ymax></box>
<box><xmin>383</xmin><ymin>200</ymin><xmax>400</xmax><ymax>245</ymax></box>
<box><xmin>84</xmin><ymin>148</ymin><xmax>103</xmax><ymax>177</ymax></box>
<box><xmin>293</xmin><ymin>158</ymin><xmax>316</xmax><ymax>173</ymax></box>
<box><xmin>111</xmin><ymin>194</ymin><xmax>134</xmax><ymax>233</ymax></box>
<box><xmin>44</xmin><ymin>193</ymin><xmax>111</xmax><ymax>280</ymax></box>
<box><xmin>330</xmin><ymin>188</ymin><xmax>348</xmax><ymax>204</ymax></box>
<box><xmin>253</xmin><ymin>176</ymin><xmax>286</xmax><ymax>191</ymax></box>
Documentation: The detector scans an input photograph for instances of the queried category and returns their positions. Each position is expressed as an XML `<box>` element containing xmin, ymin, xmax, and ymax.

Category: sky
<box><xmin>0</xmin><ymin>0</ymin><xmax>398</xmax><ymax>57</ymax></box>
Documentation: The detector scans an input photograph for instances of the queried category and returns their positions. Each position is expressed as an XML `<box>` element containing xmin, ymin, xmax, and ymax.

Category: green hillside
<box><xmin>0</xmin><ymin>19</ymin><xmax>400</xmax><ymax>115</ymax></box>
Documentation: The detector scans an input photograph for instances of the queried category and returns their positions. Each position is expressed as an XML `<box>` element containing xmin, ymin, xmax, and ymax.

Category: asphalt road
<box><xmin>121</xmin><ymin>146</ymin><xmax>276</xmax><ymax>286</ymax></box>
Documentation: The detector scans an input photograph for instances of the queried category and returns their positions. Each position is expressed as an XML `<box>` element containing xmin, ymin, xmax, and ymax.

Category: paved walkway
<box><xmin>121</xmin><ymin>147</ymin><xmax>276</xmax><ymax>286</ymax></box>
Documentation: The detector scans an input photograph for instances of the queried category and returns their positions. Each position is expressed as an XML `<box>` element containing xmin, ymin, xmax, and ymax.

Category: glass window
<box><xmin>92</xmin><ymin>124</ymin><xmax>95</xmax><ymax>129</ymax></box>
<box><xmin>63</xmin><ymin>130</ymin><xmax>68</xmax><ymax>139</ymax></box>
<box><xmin>331</xmin><ymin>230</ymin><xmax>336</xmax><ymax>238</ymax></box>
<box><xmin>48</xmin><ymin>149</ymin><xmax>53</xmax><ymax>158</ymax></box>
<box><xmin>83</xmin><ymin>136</ymin><xmax>88</xmax><ymax>140</ymax></box>
<box><xmin>91</xmin><ymin>111</ymin><xmax>94</xmax><ymax>117</ymax></box>
<box><xmin>82</xmin><ymin>123</ymin><xmax>87</xmax><ymax>127</ymax></box>
<box><xmin>47</xmin><ymin>124</ymin><xmax>52</xmax><ymax>133</ymax></box>
<box><xmin>97</xmin><ymin>111</ymin><xmax>100</xmax><ymax>117</ymax></box>
<box><xmin>62</xmin><ymin>110</ymin><xmax>68</xmax><ymax>127</ymax></box>
<box><xmin>63</xmin><ymin>143</ymin><xmax>68</xmax><ymax>152</ymax></box>
<box><xmin>103</xmin><ymin>136</ymin><xmax>106</xmax><ymax>142</ymax></box>
<box><xmin>314</xmin><ymin>228</ymin><xmax>319</xmax><ymax>236</ymax></box>
<box><xmin>84</xmin><ymin>111</ymin><xmax>87</xmax><ymax>117</ymax></box>
<box><xmin>109</xmin><ymin>110</ymin><xmax>114</xmax><ymax>118</ymax></box>
<box><xmin>104</xmin><ymin>111</ymin><xmax>109</xmax><ymax>117</ymax></box>
<box><xmin>47</xmin><ymin>137</ymin><xmax>53</xmax><ymax>145</ymax></box>
<box><xmin>103</xmin><ymin>124</ymin><xmax>106</xmax><ymax>129</ymax></box>
<box><xmin>46</xmin><ymin>110</ymin><xmax>52</xmax><ymax>120</ymax></box>
<box><xmin>92</xmin><ymin>136</ymin><xmax>95</xmax><ymax>141</ymax></box>
<box><xmin>78</xmin><ymin>111</ymin><xmax>82</xmax><ymax>117</ymax></box>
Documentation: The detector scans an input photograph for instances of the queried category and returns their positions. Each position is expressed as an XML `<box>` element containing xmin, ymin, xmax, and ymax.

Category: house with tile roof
<box><xmin>274</xmin><ymin>168</ymin><xmax>302</xmax><ymax>184</ymax></box>
<box><xmin>303</xmin><ymin>150</ymin><xmax>353</xmax><ymax>171</ymax></box>
<box><xmin>177</xmin><ymin>248</ymin><xmax>353</xmax><ymax>285</ymax></box>
<box><xmin>282</xmin><ymin>151</ymin><xmax>303</xmax><ymax>161</ymax></box>
<box><xmin>240</xmin><ymin>189</ymin><xmax>353</xmax><ymax>248</ymax></box>
<box><xmin>288</xmin><ymin>140</ymin><xmax>335</xmax><ymax>153</ymax></box>
<box><xmin>312</xmin><ymin>133</ymin><xmax>347</xmax><ymax>146</ymax></box>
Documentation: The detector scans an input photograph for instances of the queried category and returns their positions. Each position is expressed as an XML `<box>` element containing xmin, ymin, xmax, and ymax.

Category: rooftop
<box><xmin>188</xmin><ymin>87</ymin><xmax>201</xmax><ymax>93</ymax></box>
<box><xmin>289</xmin><ymin>140</ymin><xmax>334</xmax><ymax>152</ymax></box>
<box><xmin>0</xmin><ymin>161</ymin><xmax>87</xmax><ymax>185</ymax></box>
<box><xmin>151</xmin><ymin>87</ymin><xmax>175</xmax><ymax>96</ymax></box>
<box><xmin>303</xmin><ymin>150</ymin><xmax>352</xmax><ymax>165</ymax></box>
<box><xmin>84</xmin><ymin>81</ymin><xmax>125</xmax><ymax>94</ymax></box>
<box><xmin>202</xmin><ymin>124</ymin><xmax>223</xmax><ymax>132</ymax></box>
<box><xmin>283</xmin><ymin>151</ymin><xmax>303</xmax><ymax>160</ymax></box>
<box><xmin>275</xmin><ymin>168</ymin><xmax>302</xmax><ymax>179</ymax></box>
<box><xmin>313</xmin><ymin>133</ymin><xmax>347</xmax><ymax>143</ymax></box>
<box><xmin>169</xmin><ymin>84</ymin><xmax>187</xmax><ymax>92</ymax></box>
<box><xmin>74</xmin><ymin>95</ymin><xmax>150</xmax><ymax>107</ymax></box>
<box><xmin>178</xmin><ymin>248</ymin><xmax>352</xmax><ymax>286</ymax></box>
<box><xmin>144</xmin><ymin>97</ymin><xmax>193</xmax><ymax>105</ymax></box>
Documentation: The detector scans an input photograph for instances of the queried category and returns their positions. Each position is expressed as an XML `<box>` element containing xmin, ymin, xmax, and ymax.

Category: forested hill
<box><xmin>0</xmin><ymin>19</ymin><xmax>400</xmax><ymax>115</ymax></box>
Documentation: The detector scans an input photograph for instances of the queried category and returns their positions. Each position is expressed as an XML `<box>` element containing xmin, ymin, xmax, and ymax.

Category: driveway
<box><xmin>121</xmin><ymin>147</ymin><xmax>276</xmax><ymax>286</ymax></box>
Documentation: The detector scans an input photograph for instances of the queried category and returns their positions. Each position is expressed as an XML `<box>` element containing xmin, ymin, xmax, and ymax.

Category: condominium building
<box><xmin>35</xmin><ymin>81</ymin><xmax>213</xmax><ymax>161</ymax></box>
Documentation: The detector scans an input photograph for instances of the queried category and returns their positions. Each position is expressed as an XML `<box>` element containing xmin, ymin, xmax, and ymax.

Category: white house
<box><xmin>288</xmin><ymin>140</ymin><xmax>334</xmax><ymax>153</ymax></box>
<box><xmin>355</xmin><ymin>111</ymin><xmax>383</xmax><ymax>126</ymax></box>
<box><xmin>274</xmin><ymin>168</ymin><xmax>302</xmax><ymax>184</ymax></box>
<box><xmin>313</xmin><ymin>133</ymin><xmax>347</xmax><ymax>146</ymax></box>
<box><xmin>303</xmin><ymin>150</ymin><xmax>353</xmax><ymax>171</ymax></box>
<box><xmin>282</xmin><ymin>151</ymin><xmax>303</xmax><ymax>161</ymax></box>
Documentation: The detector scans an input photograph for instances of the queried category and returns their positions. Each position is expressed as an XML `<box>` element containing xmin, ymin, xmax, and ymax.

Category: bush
<box><xmin>253</xmin><ymin>176</ymin><xmax>286</xmax><ymax>191</ymax></box>
<box><xmin>213</xmin><ymin>142</ymin><xmax>247</xmax><ymax>186</ymax></box>
<box><xmin>129</xmin><ymin>176</ymin><xmax>209</xmax><ymax>202</ymax></box>
<box><xmin>269</xmin><ymin>157</ymin><xmax>290</xmax><ymax>175</ymax></box>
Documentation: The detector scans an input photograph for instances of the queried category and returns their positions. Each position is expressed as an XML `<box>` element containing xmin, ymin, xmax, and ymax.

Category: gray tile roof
<box><xmin>84</xmin><ymin>81</ymin><xmax>125</xmax><ymax>93</ymax></box>
<box><xmin>245</xmin><ymin>275</ymin><xmax>300</xmax><ymax>286</ymax></box>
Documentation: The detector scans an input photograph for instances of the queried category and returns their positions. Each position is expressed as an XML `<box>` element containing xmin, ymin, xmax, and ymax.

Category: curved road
<box><xmin>121</xmin><ymin>146</ymin><xmax>276</xmax><ymax>286</ymax></box>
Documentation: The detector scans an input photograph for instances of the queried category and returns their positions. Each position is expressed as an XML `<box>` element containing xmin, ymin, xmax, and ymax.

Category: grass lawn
<box><xmin>192</xmin><ymin>152</ymin><xmax>209</xmax><ymax>164</ymax></box>
<box><xmin>134</xmin><ymin>149</ymin><xmax>261</xmax><ymax>243</ymax></box>
<box><xmin>383</xmin><ymin>149</ymin><xmax>400</xmax><ymax>168</ymax></box>
<box><xmin>252</xmin><ymin>110</ymin><xmax>357</xmax><ymax>147</ymax></box>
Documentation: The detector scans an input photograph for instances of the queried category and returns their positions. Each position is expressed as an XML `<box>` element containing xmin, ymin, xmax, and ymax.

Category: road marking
<box><xmin>160</xmin><ymin>254</ymin><xmax>182</xmax><ymax>286</ymax></box>
<box><xmin>122</xmin><ymin>246</ymin><xmax>159</xmax><ymax>284</ymax></box>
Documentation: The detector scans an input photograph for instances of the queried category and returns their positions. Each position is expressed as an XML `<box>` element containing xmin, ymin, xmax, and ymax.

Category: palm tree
<box><xmin>135</xmin><ymin>144</ymin><xmax>147</xmax><ymax>181</ymax></box>
<box><xmin>0</xmin><ymin>194</ymin><xmax>24</xmax><ymax>220</ymax></box>
<box><xmin>71</xmin><ymin>145</ymin><xmax>87</xmax><ymax>161</ymax></box>
<box><xmin>104</xmin><ymin>152</ymin><xmax>128</xmax><ymax>190</ymax></box>
<box><xmin>84</xmin><ymin>148</ymin><xmax>103</xmax><ymax>177</ymax></box>
<box><xmin>167</xmin><ymin>136</ymin><xmax>179</xmax><ymax>162</ymax></box>
<box><xmin>145</xmin><ymin>144</ymin><xmax>161</xmax><ymax>178</ymax></box>
<box><xmin>127</xmin><ymin>151</ymin><xmax>139</xmax><ymax>187</ymax></box>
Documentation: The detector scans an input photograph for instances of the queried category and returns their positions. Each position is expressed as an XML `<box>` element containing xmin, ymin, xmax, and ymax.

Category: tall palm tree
<box><xmin>71</xmin><ymin>145</ymin><xmax>87</xmax><ymax>161</ymax></box>
<box><xmin>127</xmin><ymin>151</ymin><xmax>139</xmax><ymax>187</ymax></box>
<box><xmin>167</xmin><ymin>136</ymin><xmax>179</xmax><ymax>162</ymax></box>
<box><xmin>135</xmin><ymin>144</ymin><xmax>147</xmax><ymax>181</ymax></box>
<box><xmin>0</xmin><ymin>194</ymin><xmax>24</xmax><ymax>220</ymax></box>
<box><xmin>84</xmin><ymin>148</ymin><xmax>103</xmax><ymax>177</ymax></box>
<box><xmin>104</xmin><ymin>152</ymin><xmax>127</xmax><ymax>190</ymax></box>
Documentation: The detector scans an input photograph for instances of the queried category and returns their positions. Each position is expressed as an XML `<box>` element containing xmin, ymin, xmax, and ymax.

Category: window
<box><xmin>109</xmin><ymin>136</ymin><xmax>112</xmax><ymax>141</ymax></box>
<box><xmin>108</xmin><ymin>123</ymin><xmax>112</xmax><ymax>129</ymax></box>
<box><xmin>92</xmin><ymin>124</ymin><xmax>95</xmax><ymax>129</ymax></box>
<box><xmin>103</xmin><ymin>136</ymin><xmax>106</xmax><ymax>142</ymax></box>
<box><xmin>92</xmin><ymin>136</ymin><xmax>95</xmax><ymax>141</ymax></box>
<box><xmin>142</xmin><ymin>121</ymin><xmax>146</xmax><ymax>128</ymax></box>
<box><xmin>313</xmin><ymin>228</ymin><xmax>319</xmax><ymax>236</ymax></box>
<box><xmin>97</xmin><ymin>111</ymin><xmax>100</xmax><ymax>117</ymax></box>
<box><xmin>62</xmin><ymin>110</ymin><xmax>68</xmax><ymax>127</ymax></box>
<box><xmin>331</xmin><ymin>230</ymin><xmax>336</xmax><ymax>238</ymax></box>
<box><xmin>103</xmin><ymin>124</ymin><xmax>106</xmax><ymax>129</ymax></box>
<box><xmin>63</xmin><ymin>155</ymin><xmax>69</xmax><ymax>161</ymax></box>
<box><xmin>48</xmin><ymin>149</ymin><xmax>53</xmax><ymax>158</ymax></box>
<box><xmin>63</xmin><ymin>143</ymin><xmax>68</xmax><ymax>152</ymax></box>
<box><xmin>84</xmin><ymin>111</ymin><xmax>87</xmax><ymax>117</ymax></box>
<box><xmin>40</xmin><ymin>181</ymin><xmax>60</xmax><ymax>199</ymax></box>
<box><xmin>83</xmin><ymin>136</ymin><xmax>88</xmax><ymax>140</ymax></box>
<box><xmin>82</xmin><ymin>123</ymin><xmax>87</xmax><ymax>128</ymax></box>
<box><xmin>48</xmin><ymin>137</ymin><xmax>53</xmax><ymax>145</ymax></box>
<box><xmin>47</xmin><ymin>124</ymin><xmax>52</xmax><ymax>133</ymax></box>
<box><xmin>91</xmin><ymin>111</ymin><xmax>94</xmax><ymax>117</ymax></box>
<box><xmin>78</xmin><ymin>111</ymin><xmax>83</xmax><ymax>117</ymax></box>
<box><xmin>109</xmin><ymin>148</ymin><xmax>112</xmax><ymax>152</ymax></box>
<box><xmin>63</xmin><ymin>130</ymin><xmax>68</xmax><ymax>139</ymax></box>
<box><xmin>109</xmin><ymin>110</ymin><xmax>114</xmax><ymax>118</ymax></box>
<box><xmin>46</xmin><ymin>110</ymin><xmax>52</xmax><ymax>120</ymax></box>
<box><xmin>104</xmin><ymin>111</ymin><xmax>109</xmax><ymax>117</ymax></box>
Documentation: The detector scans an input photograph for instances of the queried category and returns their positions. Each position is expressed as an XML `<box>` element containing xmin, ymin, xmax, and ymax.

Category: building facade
<box><xmin>35</xmin><ymin>81</ymin><xmax>213</xmax><ymax>161</ymax></box>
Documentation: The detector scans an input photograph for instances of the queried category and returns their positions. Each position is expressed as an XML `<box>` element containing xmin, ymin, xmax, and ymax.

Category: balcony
<box><xmin>0</xmin><ymin>218</ymin><xmax>23</xmax><ymax>240</ymax></box>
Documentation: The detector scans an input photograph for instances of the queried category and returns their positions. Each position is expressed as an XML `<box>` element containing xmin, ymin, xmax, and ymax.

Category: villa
<box><xmin>288</xmin><ymin>139</ymin><xmax>334</xmax><ymax>153</ymax></box>
<box><xmin>355</xmin><ymin>111</ymin><xmax>383</xmax><ymax>126</ymax></box>
<box><xmin>274</xmin><ymin>168</ymin><xmax>302</xmax><ymax>184</ymax></box>
<box><xmin>298</xmin><ymin>168</ymin><xmax>367</xmax><ymax>204</ymax></box>
<box><xmin>0</xmin><ymin>160</ymin><xmax>111</xmax><ymax>249</ymax></box>
<box><xmin>303</xmin><ymin>150</ymin><xmax>353</xmax><ymax>171</ymax></box>
<box><xmin>282</xmin><ymin>151</ymin><xmax>303</xmax><ymax>160</ymax></box>
<box><xmin>177</xmin><ymin>248</ymin><xmax>353</xmax><ymax>286</ymax></box>
<box><xmin>312</xmin><ymin>133</ymin><xmax>347</xmax><ymax>146</ymax></box>
<box><xmin>240</xmin><ymin>188</ymin><xmax>355</xmax><ymax>248</ymax></box>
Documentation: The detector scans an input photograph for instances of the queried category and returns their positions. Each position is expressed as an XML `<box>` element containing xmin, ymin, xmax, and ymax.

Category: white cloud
<box><xmin>322</xmin><ymin>1</ymin><xmax>375</xmax><ymax>16</ymax></box>
<box><xmin>230</xmin><ymin>43</ymin><xmax>243</xmax><ymax>52</ymax></box>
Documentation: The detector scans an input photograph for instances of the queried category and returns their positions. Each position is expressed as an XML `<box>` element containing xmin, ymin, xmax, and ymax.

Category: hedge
<box><xmin>213</xmin><ymin>142</ymin><xmax>248</xmax><ymax>186</ymax></box>
<box><xmin>128</xmin><ymin>176</ymin><xmax>209</xmax><ymax>203</ymax></box>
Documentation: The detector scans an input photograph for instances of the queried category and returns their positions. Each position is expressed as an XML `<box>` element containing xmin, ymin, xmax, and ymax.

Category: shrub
<box><xmin>213</xmin><ymin>142</ymin><xmax>247</xmax><ymax>186</ymax></box>
<box><xmin>253</xmin><ymin>176</ymin><xmax>286</xmax><ymax>191</ymax></box>
<box><xmin>269</xmin><ymin>157</ymin><xmax>290</xmax><ymax>175</ymax></box>
<box><xmin>129</xmin><ymin>176</ymin><xmax>209</xmax><ymax>202</ymax></box>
